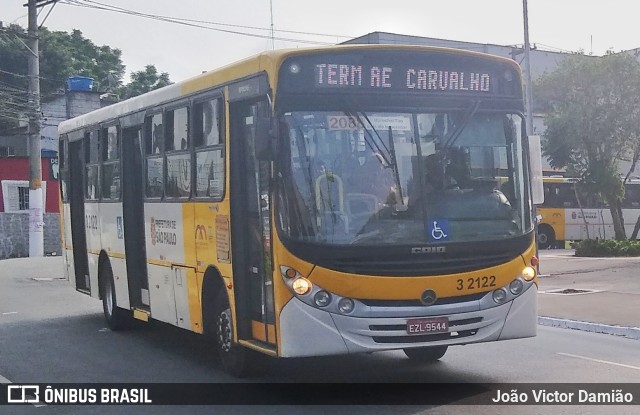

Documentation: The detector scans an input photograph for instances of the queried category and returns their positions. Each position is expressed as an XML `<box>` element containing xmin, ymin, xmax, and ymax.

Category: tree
<box><xmin>39</xmin><ymin>27</ymin><xmax>126</xmax><ymax>96</ymax></box>
<box><xmin>0</xmin><ymin>24</ymin><xmax>32</xmax><ymax>132</ymax></box>
<box><xmin>536</xmin><ymin>52</ymin><xmax>640</xmax><ymax>240</ymax></box>
<box><xmin>0</xmin><ymin>25</ymin><xmax>171</xmax><ymax>133</ymax></box>
<box><xmin>116</xmin><ymin>65</ymin><xmax>172</xmax><ymax>100</ymax></box>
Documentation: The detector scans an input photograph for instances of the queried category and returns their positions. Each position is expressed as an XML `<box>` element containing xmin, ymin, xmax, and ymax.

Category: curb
<box><xmin>538</xmin><ymin>316</ymin><xmax>640</xmax><ymax>340</ymax></box>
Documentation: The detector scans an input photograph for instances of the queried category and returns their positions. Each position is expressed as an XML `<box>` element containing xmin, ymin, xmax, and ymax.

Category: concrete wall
<box><xmin>0</xmin><ymin>213</ymin><xmax>61</xmax><ymax>259</ymax></box>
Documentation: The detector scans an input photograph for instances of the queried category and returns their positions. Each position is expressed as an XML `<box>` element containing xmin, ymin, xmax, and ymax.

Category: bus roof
<box><xmin>57</xmin><ymin>44</ymin><xmax>522</xmax><ymax>136</ymax></box>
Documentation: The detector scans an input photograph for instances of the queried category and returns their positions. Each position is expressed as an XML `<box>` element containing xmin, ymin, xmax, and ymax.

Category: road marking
<box><xmin>0</xmin><ymin>373</ymin><xmax>46</xmax><ymax>407</ymax></box>
<box><xmin>2</xmin><ymin>312</ymin><xmax>18</xmax><ymax>315</ymax></box>
<box><xmin>559</xmin><ymin>352</ymin><xmax>640</xmax><ymax>371</ymax></box>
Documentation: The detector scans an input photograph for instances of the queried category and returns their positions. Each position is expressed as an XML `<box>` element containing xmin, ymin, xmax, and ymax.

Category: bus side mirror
<box><xmin>255</xmin><ymin>116</ymin><xmax>278</xmax><ymax>160</ymax></box>
<box><xmin>528</xmin><ymin>135</ymin><xmax>545</xmax><ymax>205</ymax></box>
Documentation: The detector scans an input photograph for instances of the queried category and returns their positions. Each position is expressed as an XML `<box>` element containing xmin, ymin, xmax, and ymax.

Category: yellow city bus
<box><xmin>537</xmin><ymin>177</ymin><xmax>640</xmax><ymax>248</ymax></box>
<box><xmin>58</xmin><ymin>45</ymin><xmax>542</xmax><ymax>376</ymax></box>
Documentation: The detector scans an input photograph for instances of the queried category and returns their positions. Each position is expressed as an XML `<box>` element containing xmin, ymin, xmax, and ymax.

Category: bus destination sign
<box><xmin>278</xmin><ymin>50</ymin><xmax>521</xmax><ymax>99</ymax></box>
<box><xmin>315</xmin><ymin>63</ymin><xmax>491</xmax><ymax>93</ymax></box>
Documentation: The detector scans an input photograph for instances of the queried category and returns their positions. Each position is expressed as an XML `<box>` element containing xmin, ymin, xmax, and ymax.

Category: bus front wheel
<box><xmin>403</xmin><ymin>345</ymin><xmax>448</xmax><ymax>362</ymax></box>
<box><xmin>215</xmin><ymin>291</ymin><xmax>253</xmax><ymax>377</ymax></box>
<box><xmin>100</xmin><ymin>260</ymin><xmax>131</xmax><ymax>331</ymax></box>
<box><xmin>537</xmin><ymin>225</ymin><xmax>556</xmax><ymax>249</ymax></box>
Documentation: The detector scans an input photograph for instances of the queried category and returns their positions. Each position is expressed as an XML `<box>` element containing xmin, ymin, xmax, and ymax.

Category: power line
<box><xmin>0</xmin><ymin>68</ymin><xmax>64</xmax><ymax>83</ymax></box>
<box><xmin>60</xmin><ymin>0</ymin><xmax>339</xmax><ymax>45</ymax></box>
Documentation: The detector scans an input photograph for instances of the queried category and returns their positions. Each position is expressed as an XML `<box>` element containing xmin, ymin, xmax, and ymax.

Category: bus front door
<box><xmin>229</xmin><ymin>98</ymin><xmax>276</xmax><ymax>348</ymax></box>
<box><xmin>121</xmin><ymin>126</ymin><xmax>150</xmax><ymax>310</ymax></box>
<box><xmin>68</xmin><ymin>139</ymin><xmax>90</xmax><ymax>293</ymax></box>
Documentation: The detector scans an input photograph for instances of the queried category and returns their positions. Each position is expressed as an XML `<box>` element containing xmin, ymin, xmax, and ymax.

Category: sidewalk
<box><xmin>537</xmin><ymin>249</ymin><xmax>640</xmax><ymax>339</ymax></box>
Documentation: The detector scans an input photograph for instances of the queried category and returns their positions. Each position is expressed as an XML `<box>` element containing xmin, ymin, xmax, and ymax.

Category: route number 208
<box><xmin>456</xmin><ymin>276</ymin><xmax>496</xmax><ymax>290</ymax></box>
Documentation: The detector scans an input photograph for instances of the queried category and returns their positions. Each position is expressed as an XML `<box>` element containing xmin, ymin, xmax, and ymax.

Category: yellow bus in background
<box><xmin>58</xmin><ymin>45</ymin><xmax>541</xmax><ymax>377</ymax></box>
<box><xmin>537</xmin><ymin>177</ymin><xmax>640</xmax><ymax>248</ymax></box>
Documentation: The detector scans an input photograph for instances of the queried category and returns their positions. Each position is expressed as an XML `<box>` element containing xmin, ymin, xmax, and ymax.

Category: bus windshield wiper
<box><xmin>346</xmin><ymin>110</ymin><xmax>393</xmax><ymax>168</ymax></box>
<box><xmin>347</xmin><ymin>110</ymin><xmax>405</xmax><ymax>208</ymax></box>
<box><xmin>442</xmin><ymin>100</ymin><xmax>481</xmax><ymax>150</ymax></box>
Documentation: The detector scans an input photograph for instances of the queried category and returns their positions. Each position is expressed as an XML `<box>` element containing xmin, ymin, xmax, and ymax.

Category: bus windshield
<box><xmin>277</xmin><ymin>110</ymin><xmax>532</xmax><ymax>245</ymax></box>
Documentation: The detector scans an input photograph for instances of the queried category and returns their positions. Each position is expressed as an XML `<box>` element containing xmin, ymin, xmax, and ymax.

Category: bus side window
<box><xmin>194</xmin><ymin>97</ymin><xmax>225</xmax><ymax>200</ymax></box>
<box><xmin>144</xmin><ymin>113</ymin><xmax>164</xmax><ymax>198</ymax></box>
<box><xmin>165</xmin><ymin>107</ymin><xmax>189</xmax><ymax>151</ymax></box>
<box><xmin>101</xmin><ymin>125</ymin><xmax>121</xmax><ymax>201</ymax></box>
<box><xmin>165</xmin><ymin>106</ymin><xmax>191</xmax><ymax>198</ymax></box>
<box><xmin>193</xmin><ymin>98</ymin><xmax>222</xmax><ymax>147</ymax></box>
<box><xmin>84</xmin><ymin>130</ymin><xmax>100</xmax><ymax>201</ymax></box>
<box><xmin>145</xmin><ymin>113</ymin><xmax>163</xmax><ymax>155</ymax></box>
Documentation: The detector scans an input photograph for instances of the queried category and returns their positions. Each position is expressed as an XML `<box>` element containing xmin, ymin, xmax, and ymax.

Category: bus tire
<box><xmin>100</xmin><ymin>260</ymin><xmax>131</xmax><ymax>331</ymax></box>
<box><xmin>403</xmin><ymin>345</ymin><xmax>448</xmax><ymax>362</ymax></box>
<box><xmin>537</xmin><ymin>225</ymin><xmax>555</xmax><ymax>249</ymax></box>
<box><xmin>215</xmin><ymin>290</ymin><xmax>254</xmax><ymax>377</ymax></box>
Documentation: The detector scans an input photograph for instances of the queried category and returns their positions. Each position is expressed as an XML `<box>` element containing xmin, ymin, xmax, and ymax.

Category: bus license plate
<box><xmin>406</xmin><ymin>317</ymin><xmax>449</xmax><ymax>335</ymax></box>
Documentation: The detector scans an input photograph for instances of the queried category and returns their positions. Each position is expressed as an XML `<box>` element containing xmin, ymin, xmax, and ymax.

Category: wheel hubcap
<box><xmin>217</xmin><ymin>309</ymin><xmax>232</xmax><ymax>352</ymax></box>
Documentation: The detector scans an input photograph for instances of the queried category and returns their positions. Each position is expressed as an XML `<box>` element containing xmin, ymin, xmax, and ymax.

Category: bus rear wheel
<box><xmin>537</xmin><ymin>225</ymin><xmax>556</xmax><ymax>249</ymax></box>
<box><xmin>215</xmin><ymin>291</ymin><xmax>254</xmax><ymax>377</ymax></box>
<box><xmin>100</xmin><ymin>260</ymin><xmax>131</xmax><ymax>331</ymax></box>
<box><xmin>403</xmin><ymin>345</ymin><xmax>448</xmax><ymax>362</ymax></box>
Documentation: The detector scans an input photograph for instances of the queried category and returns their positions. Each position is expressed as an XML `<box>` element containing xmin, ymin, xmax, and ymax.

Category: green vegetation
<box><xmin>574</xmin><ymin>239</ymin><xmax>640</xmax><ymax>257</ymax></box>
<box><xmin>0</xmin><ymin>24</ymin><xmax>171</xmax><ymax>133</ymax></box>
<box><xmin>536</xmin><ymin>52</ymin><xmax>640</xmax><ymax>240</ymax></box>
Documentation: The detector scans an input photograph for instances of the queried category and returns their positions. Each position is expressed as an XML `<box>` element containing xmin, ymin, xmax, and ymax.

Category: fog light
<box><xmin>522</xmin><ymin>266</ymin><xmax>536</xmax><ymax>281</ymax></box>
<box><xmin>292</xmin><ymin>277</ymin><xmax>312</xmax><ymax>295</ymax></box>
<box><xmin>509</xmin><ymin>279</ymin><xmax>524</xmax><ymax>295</ymax></box>
<box><xmin>492</xmin><ymin>288</ymin><xmax>508</xmax><ymax>304</ymax></box>
<box><xmin>338</xmin><ymin>298</ymin><xmax>355</xmax><ymax>314</ymax></box>
<box><xmin>314</xmin><ymin>290</ymin><xmax>332</xmax><ymax>307</ymax></box>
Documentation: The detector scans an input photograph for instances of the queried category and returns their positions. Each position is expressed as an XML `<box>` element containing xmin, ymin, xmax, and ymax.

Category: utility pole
<box><xmin>269</xmin><ymin>0</ymin><xmax>275</xmax><ymax>50</ymax></box>
<box><xmin>27</xmin><ymin>0</ymin><xmax>43</xmax><ymax>257</ymax></box>
<box><xmin>522</xmin><ymin>0</ymin><xmax>534</xmax><ymax>135</ymax></box>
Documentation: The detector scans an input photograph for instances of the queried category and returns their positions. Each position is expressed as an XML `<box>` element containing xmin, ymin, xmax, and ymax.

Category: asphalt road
<box><xmin>1</xmin><ymin>257</ymin><xmax>639</xmax><ymax>415</ymax></box>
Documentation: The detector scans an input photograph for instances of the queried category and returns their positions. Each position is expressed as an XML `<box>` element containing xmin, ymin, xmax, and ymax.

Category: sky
<box><xmin>4</xmin><ymin>0</ymin><xmax>640</xmax><ymax>83</ymax></box>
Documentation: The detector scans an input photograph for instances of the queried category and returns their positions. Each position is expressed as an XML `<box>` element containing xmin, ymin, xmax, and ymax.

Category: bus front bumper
<box><xmin>278</xmin><ymin>284</ymin><xmax>537</xmax><ymax>358</ymax></box>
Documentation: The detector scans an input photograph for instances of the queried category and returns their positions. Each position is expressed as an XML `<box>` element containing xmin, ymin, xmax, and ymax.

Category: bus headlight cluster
<box><xmin>522</xmin><ymin>266</ymin><xmax>536</xmax><ymax>281</ymax></box>
<box><xmin>492</xmin><ymin>288</ymin><xmax>508</xmax><ymax>304</ymax></box>
<box><xmin>509</xmin><ymin>278</ymin><xmax>524</xmax><ymax>295</ymax></box>
<box><xmin>314</xmin><ymin>290</ymin><xmax>332</xmax><ymax>307</ymax></box>
<box><xmin>292</xmin><ymin>277</ymin><xmax>312</xmax><ymax>295</ymax></box>
<box><xmin>280</xmin><ymin>266</ymin><xmax>313</xmax><ymax>295</ymax></box>
<box><xmin>491</xmin><ymin>273</ymin><xmax>534</xmax><ymax>304</ymax></box>
<box><xmin>337</xmin><ymin>298</ymin><xmax>355</xmax><ymax>314</ymax></box>
<box><xmin>280</xmin><ymin>265</ymin><xmax>358</xmax><ymax>315</ymax></box>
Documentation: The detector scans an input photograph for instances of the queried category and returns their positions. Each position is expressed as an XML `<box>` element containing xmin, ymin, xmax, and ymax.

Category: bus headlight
<box><xmin>338</xmin><ymin>298</ymin><xmax>355</xmax><ymax>314</ymax></box>
<box><xmin>292</xmin><ymin>277</ymin><xmax>312</xmax><ymax>295</ymax></box>
<box><xmin>522</xmin><ymin>266</ymin><xmax>536</xmax><ymax>281</ymax></box>
<box><xmin>509</xmin><ymin>278</ymin><xmax>524</xmax><ymax>295</ymax></box>
<box><xmin>314</xmin><ymin>290</ymin><xmax>332</xmax><ymax>307</ymax></box>
<box><xmin>492</xmin><ymin>288</ymin><xmax>508</xmax><ymax>304</ymax></box>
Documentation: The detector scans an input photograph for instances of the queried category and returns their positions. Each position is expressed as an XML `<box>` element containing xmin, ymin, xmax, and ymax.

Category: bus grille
<box><xmin>372</xmin><ymin>330</ymin><xmax>478</xmax><ymax>344</ymax></box>
<box><xmin>360</xmin><ymin>293</ymin><xmax>486</xmax><ymax>307</ymax></box>
<box><xmin>326</xmin><ymin>254</ymin><xmax>514</xmax><ymax>276</ymax></box>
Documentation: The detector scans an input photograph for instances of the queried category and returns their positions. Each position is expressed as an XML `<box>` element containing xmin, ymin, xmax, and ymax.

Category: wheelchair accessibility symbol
<box><xmin>429</xmin><ymin>219</ymin><xmax>450</xmax><ymax>241</ymax></box>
